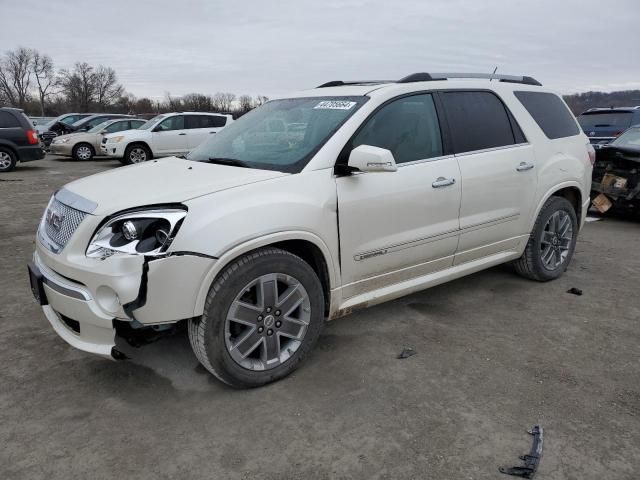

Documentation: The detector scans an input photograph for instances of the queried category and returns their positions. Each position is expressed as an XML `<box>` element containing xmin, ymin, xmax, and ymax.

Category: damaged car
<box><xmin>28</xmin><ymin>72</ymin><xmax>593</xmax><ymax>387</ymax></box>
<box><xmin>591</xmin><ymin>126</ymin><xmax>640</xmax><ymax>213</ymax></box>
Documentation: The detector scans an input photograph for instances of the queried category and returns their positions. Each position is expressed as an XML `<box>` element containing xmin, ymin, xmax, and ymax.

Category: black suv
<box><xmin>577</xmin><ymin>106</ymin><xmax>640</xmax><ymax>147</ymax></box>
<box><xmin>0</xmin><ymin>107</ymin><xmax>45</xmax><ymax>172</ymax></box>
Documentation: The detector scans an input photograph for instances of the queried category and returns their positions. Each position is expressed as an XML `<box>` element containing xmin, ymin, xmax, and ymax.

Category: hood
<box><xmin>53</xmin><ymin>132</ymin><xmax>91</xmax><ymax>142</ymax></box>
<box><xmin>63</xmin><ymin>157</ymin><xmax>287</xmax><ymax>215</ymax></box>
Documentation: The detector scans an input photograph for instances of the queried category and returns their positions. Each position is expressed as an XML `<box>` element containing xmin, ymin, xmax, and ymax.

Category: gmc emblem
<box><xmin>46</xmin><ymin>209</ymin><xmax>65</xmax><ymax>232</ymax></box>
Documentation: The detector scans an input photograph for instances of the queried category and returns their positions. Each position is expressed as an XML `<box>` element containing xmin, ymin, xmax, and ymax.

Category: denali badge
<box><xmin>46</xmin><ymin>209</ymin><xmax>65</xmax><ymax>233</ymax></box>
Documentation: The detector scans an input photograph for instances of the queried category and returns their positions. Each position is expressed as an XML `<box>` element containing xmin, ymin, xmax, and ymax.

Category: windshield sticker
<box><xmin>314</xmin><ymin>100</ymin><xmax>357</xmax><ymax>110</ymax></box>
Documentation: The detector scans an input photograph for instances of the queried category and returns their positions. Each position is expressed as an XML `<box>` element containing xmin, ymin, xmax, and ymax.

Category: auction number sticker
<box><xmin>314</xmin><ymin>100</ymin><xmax>357</xmax><ymax>110</ymax></box>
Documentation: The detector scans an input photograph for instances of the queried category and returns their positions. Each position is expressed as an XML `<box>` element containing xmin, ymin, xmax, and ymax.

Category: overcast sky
<box><xmin>1</xmin><ymin>0</ymin><xmax>639</xmax><ymax>99</ymax></box>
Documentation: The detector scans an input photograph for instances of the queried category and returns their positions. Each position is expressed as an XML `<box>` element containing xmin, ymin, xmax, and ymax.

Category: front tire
<box><xmin>514</xmin><ymin>196</ymin><xmax>578</xmax><ymax>281</ymax></box>
<box><xmin>72</xmin><ymin>143</ymin><xmax>94</xmax><ymax>161</ymax></box>
<box><xmin>0</xmin><ymin>147</ymin><xmax>17</xmax><ymax>172</ymax></box>
<box><xmin>123</xmin><ymin>144</ymin><xmax>151</xmax><ymax>165</ymax></box>
<box><xmin>188</xmin><ymin>247</ymin><xmax>325</xmax><ymax>388</ymax></box>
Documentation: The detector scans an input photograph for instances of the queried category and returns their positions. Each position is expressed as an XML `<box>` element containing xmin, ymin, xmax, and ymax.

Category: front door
<box><xmin>152</xmin><ymin>115</ymin><xmax>187</xmax><ymax>155</ymax></box>
<box><xmin>336</xmin><ymin>93</ymin><xmax>461</xmax><ymax>299</ymax></box>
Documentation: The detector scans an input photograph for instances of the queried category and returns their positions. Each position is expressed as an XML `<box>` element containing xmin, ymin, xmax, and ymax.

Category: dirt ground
<box><xmin>1</xmin><ymin>155</ymin><xmax>639</xmax><ymax>480</ymax></box>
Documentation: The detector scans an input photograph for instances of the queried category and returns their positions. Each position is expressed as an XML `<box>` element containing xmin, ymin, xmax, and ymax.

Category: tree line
<box><xmin>563</xmin><ymin>90</ymin><xmax>640</xmax><ymax>115</ymax></box>
<box><xmin>0</xmin><ymin>47</ymin><xmax>269</xmax><ymax>118</ymax></box>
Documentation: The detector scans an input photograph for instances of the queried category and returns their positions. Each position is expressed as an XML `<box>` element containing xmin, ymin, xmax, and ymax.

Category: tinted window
<box><xmin>156</xmin><ymin>115</ymin><xmax>184</xmax><ymax>131</ymax></box>
<box><xmin>576</xmin><ymin>111</ymin><xmax>633</xmax><ymax>130</ymax></box>
<box><xmin>351</xmin><ymin>94</ymin><xmax>443</xmax><ymax>164</ymax></box>
<box><xmin>0</xmin><ymin>111</ymin><xmax>20</xmax><ymax>128</ymax></box>
<box><xmin>130</xmin><ymin>120</ymin><xmax>145</xmax><ymax>129</ymax></box>
<box><xmin>105</xmin><ymin>121</ymin><xmax>127</xmax><ymax>133</ymax></box>
<box><xmin>515</xmin><ymin>91</ymin><xmax>580</xmax><ymax>139</ymax></box>
<box><xmin>442</xmin><ymin>91</ymin><xmax>517</xmax><ymax>153</ymax></box>
<box><xmin>86</xmin><ymin>117</ymin><xmax>109</xmax><ymax>128</ymax></box>
<box><xmin>186</xmin><ymin>115</ymin><xmax>227</xmax><ymax>129</ymax></box>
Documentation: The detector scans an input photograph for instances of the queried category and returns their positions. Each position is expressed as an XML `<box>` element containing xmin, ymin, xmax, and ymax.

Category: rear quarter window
<box><xmin>514</xmin><ymin>91</ymin><xmax>580</xmax><ymax>139</ymax></box>
<box><xmin>0</xmin><ymin>111</ymin><xmax>21</xmax><ymax>128</ymax></box>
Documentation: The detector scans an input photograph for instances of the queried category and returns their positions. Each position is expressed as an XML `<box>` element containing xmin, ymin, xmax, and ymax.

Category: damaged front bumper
<box><xmin>32</xmin><ymin>239</ymin><xmax>216</xmax><ymax>359</ymax></box>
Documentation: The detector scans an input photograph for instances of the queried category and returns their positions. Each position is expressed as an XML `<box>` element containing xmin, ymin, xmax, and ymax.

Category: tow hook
<box><xmin>499</xmin><ymin>425</ymin><xmax>544</xmax><ymax>479</ymax></box>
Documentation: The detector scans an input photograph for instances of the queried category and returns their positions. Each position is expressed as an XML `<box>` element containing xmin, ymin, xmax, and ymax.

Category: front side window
<box><xmin>105</xmin><ymin>121</ymin><xmax>128</xmax><ymax>133</ymax></box>
<box><xmin>156</xmin><ymin>115</ymin><xmax>184</xmax><ymax>131</ymax></box>
<box><xmin>442</xmin><ymin>91</ymin><xmax>518</xmax><ymax>153</ymax></box>
<box><xmin>350</xmin><ymin>93</ymin><xmax>443</xmax><ymax>164</ymax></box>
<box><xmin>515</xmin><ymin>91</ymin><xmax>580</xmax><ymax>139</ymax></box>
<box><xmin>187</xmin><ymin>96</ymin><xmax>367</xmax><ymax>173</ymax></box>
<box><xmin>139</xmin><ymin>115</ymin><xmax>165</xmax><ymax>130</ymax></box>
<box><xmin>131</xmin><ymin>120</ymin><xmax>146</xmax><ymax>129</ymax></box>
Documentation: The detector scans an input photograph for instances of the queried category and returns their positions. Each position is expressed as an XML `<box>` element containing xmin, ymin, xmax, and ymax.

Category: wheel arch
<box><xmin>73</xmin><ymin>141</ymin><xmax>96</xmax><ymax>155</ymax></box>
<box><xmin>0</xmin><ymin>142</ymin><xmax>18</xmax><ymax>160</ymax></box>
<box><xmin>125</xmin><ymin>141</ymin><xmax>153</xmax><ymax>158</ymax></box>
<box><xmin>192</xmin><ymin>231</ymin><xmax>338</xmax><ymax>318</ymax></box>
<box><xmin>530</xmin><ymin>182</ymin><xmax>583</xmax><ymax>232</ymax></box>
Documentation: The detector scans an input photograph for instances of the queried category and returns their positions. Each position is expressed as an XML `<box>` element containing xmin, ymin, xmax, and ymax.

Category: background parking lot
<box><xmin>1</xmin><ymin>155</ymin><xmax>639</xmax><ymax>479</ymax></box>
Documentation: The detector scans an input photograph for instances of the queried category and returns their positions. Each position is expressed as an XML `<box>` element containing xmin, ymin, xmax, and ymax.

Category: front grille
<box><xmin>41</xmin><ymin>198</ymin><xmax>87</xmax><ymax>251</ymax></box>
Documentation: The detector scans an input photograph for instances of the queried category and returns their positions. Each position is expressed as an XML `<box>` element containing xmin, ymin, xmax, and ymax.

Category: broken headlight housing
<box><xmin>86</xmin><ymin>209</ymin><xmax>187</xmax><ymax>259</ymax></box>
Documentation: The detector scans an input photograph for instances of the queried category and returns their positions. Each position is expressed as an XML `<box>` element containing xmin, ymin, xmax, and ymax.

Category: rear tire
<box><xmin>72</xmin><ymin>143</ymin><xmax>94</xmax><ymax>161</ymax></box>
<box><xmin>123</xmin><ymin>144</ymin><xmax>151</xmax><ymax>165</ymax></box>
<box><xmin>0</xmin><ymin>147</ymin><xmax>17</xmax><ymax>172</ymax></box>
<box><xmin>514</xmin><ymin>196</ymin><xmax>578</xmax><ymax>281</ymax></box>
<box><xmin>188</xmin><ymin>247</ymin><xmax>325</xmax><ymax>388</ymax></box>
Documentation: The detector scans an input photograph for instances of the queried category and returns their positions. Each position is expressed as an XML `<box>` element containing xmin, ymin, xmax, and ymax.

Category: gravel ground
<box><xmin>1</xmin><ymin>155</ymin><xmax>639</xmax><ymax>480</ymax></box>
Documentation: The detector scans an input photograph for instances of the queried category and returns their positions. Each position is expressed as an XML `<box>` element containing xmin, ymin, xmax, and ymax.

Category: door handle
<box><xmin>209</xmin><ymin>131</ymin><xmax>216</xmax><ymax>134</ymax></box>
<box><xmin>432</xmin><ymin>177</ymin><xmax>456</xmax><ymax>188</ymax></box>
<box><xmin>178</xmin><ymin>132</ymin><xmax>187</xmax><ymax>136</ymax></box>
<box><xmin>516</xmin><ymin>162</ymin><xmax>534</xmax><ymax>172</ymax></box>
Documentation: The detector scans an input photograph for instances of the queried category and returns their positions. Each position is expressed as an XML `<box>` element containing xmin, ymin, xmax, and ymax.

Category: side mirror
<box><xmin>347</xmin><ymin>145</ymin><xmax>397</xmax><ymax>173</ymax></box>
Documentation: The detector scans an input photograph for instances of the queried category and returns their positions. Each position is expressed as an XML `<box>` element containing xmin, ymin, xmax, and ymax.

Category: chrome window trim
<box><xmin>397</xmin><ymin>154</ymin><xmax>455</xmax><ymax>167</ymax></box>
<box><xmin>453</xmin><ymin>142</ymin><xmax>530</xmax><ymax>158</ymax></box>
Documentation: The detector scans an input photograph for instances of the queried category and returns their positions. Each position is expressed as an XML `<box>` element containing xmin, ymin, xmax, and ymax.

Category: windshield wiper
<box><xmin>207</xmin><ymin>157</ymin><xmax>252</xmax><ymax>169</ymax></box>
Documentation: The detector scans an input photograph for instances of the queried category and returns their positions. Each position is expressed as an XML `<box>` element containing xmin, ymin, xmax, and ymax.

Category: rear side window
<box><xmin>515</xmin><ymin>91</ymin><xmax>580</xmax><ymax>139</ymax></box>
<box><xmin>186</xmin><ymin>115</ymin><xmax>226</xmax><ymax>129</ymax></box>
<box><xmin>0</xmin><ymin>111</ymin><xmax>20</xmax><ymax>128</ymax></box>
<box><xmin>441</xmin><ymin>91</ymin><xmax>518</xmax><ymax>153</ymax></box>
<box><xmin>351</xmin><ymin>93</ymin><xmax>443</xmax><ymax>164</ymax></box>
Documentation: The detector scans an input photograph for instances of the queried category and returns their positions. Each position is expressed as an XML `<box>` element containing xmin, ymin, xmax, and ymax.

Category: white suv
<box><xmin>101</xmin><ymin>112</ymin><xmax>233</xmax><ymax>164</ymax></box>
<box><xmin>29</xmin><ymin>73</ymin><xmax>594</xmax><ymax>387</ymax></box>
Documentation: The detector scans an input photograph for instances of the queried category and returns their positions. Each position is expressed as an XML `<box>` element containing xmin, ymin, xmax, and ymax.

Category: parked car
<box><xmin>101</xmin><ymin>112</ymin><xmax>232</xmax><ymax>164</ymax></box>
<box><xmin>577</xmin><ymin>106</ymin><xmax>640</xmax><ymax>148</ymax></box>
<box><xmin>49</xmin><ymin>118</ymin><xmax>146</xmax><ymax>161</ymax></box>
<box><xmin>38</xmin><ymin>113</ymin><xmax>95</xmax><ymax>146</ymax></box>
<box><xmin>0</xmin><ymin>107</ymin><xmax>46</xmax><ymax>172</ymax></box>
<box><xmin>29</xmin><ymin>73</ymin><xmax>593</xmax><ymax>387</ymax></box>
<box><xmin>68</xmin><ymin>114</ymin><xmax>132</xmax><ymax>133</ymax></box>
<box><xmin>590</xmin><ymin>125</ymin><xmax>640</xmax><ymax>212</ymax></box>
<box><xmin>29</xmin><ymin>116</ymin><xmax>55</xmax><ymax>128</ymax></box>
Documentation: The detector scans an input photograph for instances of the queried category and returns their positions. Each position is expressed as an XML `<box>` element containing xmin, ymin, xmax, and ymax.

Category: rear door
<box><xmin>439</xmin><ymin>90</ymin><xmax>537</xmax><ymax>264</ymax></box>
<box><xmin>336</xmin><ymin>93</ymin><xmax>461</xmax><ymax>299</ymax></box>
<box><xmin>151</xmin><ymin>115</ymin><xmax>187</xmax><ymax>155</ymax></box>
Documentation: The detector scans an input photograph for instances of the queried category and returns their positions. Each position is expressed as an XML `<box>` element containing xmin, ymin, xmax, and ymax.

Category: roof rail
<box><xmin>398</xmin><ymin>72</ymin><xmax>542</xmax><ymax>86</ymax></box>
<box><xmin>316</xmin><ymin>80</ymin><xmax>392</xmax><ymax>88</ymax></box>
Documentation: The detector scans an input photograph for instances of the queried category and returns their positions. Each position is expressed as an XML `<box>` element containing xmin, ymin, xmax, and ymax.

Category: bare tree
<box><xmin>31</xmin><ymin>50</ymin><xmax>57</xmax><ymax>115</ymax></box>
<box><xmin>212</xmin><ymin>92</ymin><xmax>236</xmax><ymax>112</ymax></box>
<box><xmin>0</xmin><ymin>47</ymin><xmax>33</xmax><ymax>108</ymax></box>
<box><xmin>94</xmin><ymin>65</ymin><xmax>124</xmax><ymax>108</ymax></box>
<box><xmin>237</xmin><ymin>94</ymin><xmax>253</xmax><ymax>115</ymax></box>
<box><xmin>182</xmin><ymin>93</ymin><xmax>213</xmax><ymax>111</ymax></box>
<box><xmin>164</xmin><ymin>92</ymin><xmax>183</xmax><ymax>111</ymax></box>
<box><xmin>253</xmin><ymin>95</ymin><xmax>269</xmax><ymax>108</ymax></box>
<box><xmin>59</xmin><ymin>62</ymin><xmax>96</xmax><ymax>111</ymax></box>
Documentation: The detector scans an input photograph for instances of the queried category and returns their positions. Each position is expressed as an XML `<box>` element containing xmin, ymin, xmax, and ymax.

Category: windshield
<box><xmin>88</xmin><ymin>120</ymin><xmax>112</xmax><ymax>133</ymax></box>
<box><xmin>611</xmin><ymin>127</ymin><xmax>640</xmax><ymax>149</ymax></box>
<box><xmin>577</xmin><ymin>112</ymin><xmax>633</xmax><ymax>130</ymax></box>
<box><xmin>139</xmin><ymin>115</ymin><xmax>165</xmax><ymax>130</ymax></box>
<box><xmin>186</xmin><ymin>96</ymin><xmax>367</xmax><ymax>173</ymax></box>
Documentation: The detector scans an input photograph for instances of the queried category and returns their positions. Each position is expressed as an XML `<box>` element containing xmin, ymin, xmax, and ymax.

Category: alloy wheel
<box><xmin>224</xmin><ymin>273</ymin><xmax>311</xmax><ymax>371</ymax></box>
<box><xmin>540</xmin><ymin>210</ymin><xmax>573</xmax><ymax>270</ymax></box>
<box><xmin>130</xmin><ymin>147</ymin><xmax>147</xmax><ymax>163</ymax></box>
<box><xmin>0</xmin><ymin>152</ymin><xmax>11</xmax><ymax>169</ymax></box>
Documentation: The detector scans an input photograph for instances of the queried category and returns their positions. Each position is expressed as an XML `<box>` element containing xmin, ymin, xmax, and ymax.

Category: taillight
<box><xmin>587</xmin><ymin>143</ymin><xmax>596</xmax><ymax>166</ymax></box>
<box><xmin>26</xmin><ymin>129</ymin><xmax>39</xmax><ymax>145</ymax></box>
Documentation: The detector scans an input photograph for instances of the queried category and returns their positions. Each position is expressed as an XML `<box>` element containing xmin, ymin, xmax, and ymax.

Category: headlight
<box><xmin>107</xmin><ymin>136</ymin><xmax>124</xmax><ymax>143</ymax></box>
<box><xmin>53</xmin><ymin>138</ymin><xmax>70</xmax><ymax>144</ymax></box>
<box><xmin>86</xmin><ymin>209</ymin><xmax>187</xmax><ymax>259</ymax></box>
